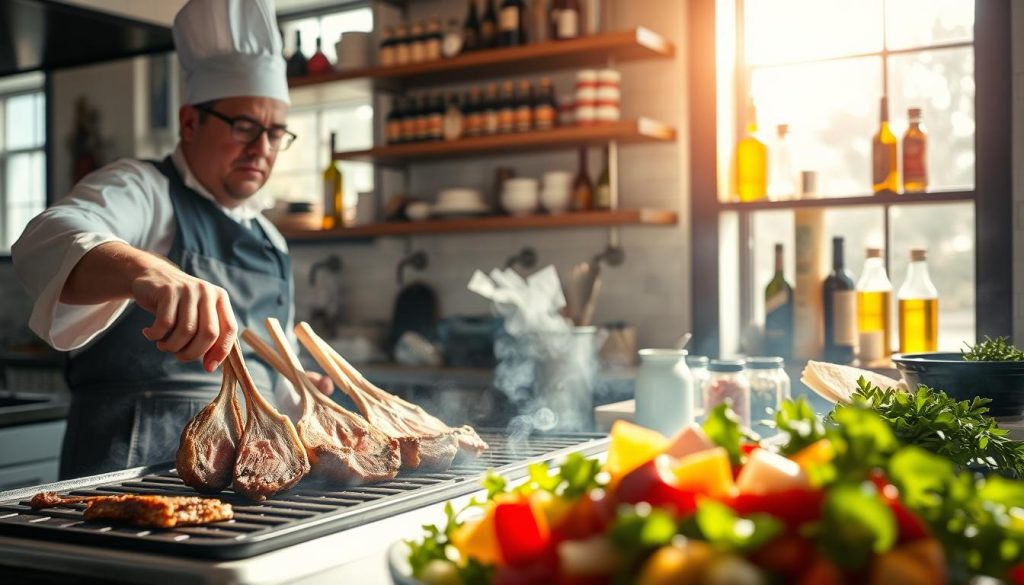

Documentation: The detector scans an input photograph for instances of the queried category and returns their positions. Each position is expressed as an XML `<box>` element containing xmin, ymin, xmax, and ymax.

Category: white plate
<box><xmin>387</xmin><ymin>540</ymin><xmax>422</xmax><ymax>585</ymax></box>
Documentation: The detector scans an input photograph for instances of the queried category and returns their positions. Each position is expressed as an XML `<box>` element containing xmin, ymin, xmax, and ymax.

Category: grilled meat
<box><xmin>175</xmin><ymin>362</ymin><xmax>244</xmax><ymax>493</ymax></box>
<box><xmin>230</xmin><ymin>343</ymin><xmax>310</xmax><ymax>500</ymax></box>
<box><xmin>259</xmin><ymin>320</ymin><xmax>401</xmax><ymax>485</ymax></box>
<box><xmin>30</xmin><ymin>492</ymin><xmax>232</xmax><ymax>528</ymax></box>
<box><xmin>295</xmin><ymin>322</ymin><xmax>488</xmax><ymax>466</ymax></box>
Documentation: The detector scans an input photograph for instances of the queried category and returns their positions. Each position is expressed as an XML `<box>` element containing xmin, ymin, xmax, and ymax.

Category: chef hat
<box><xmin>174</xmin><ymin>0</ymin><xmax>290</xmax><ymax>105</ymax></box>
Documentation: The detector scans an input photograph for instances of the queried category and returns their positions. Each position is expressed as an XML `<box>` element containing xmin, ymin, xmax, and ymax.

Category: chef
<box><xmin>12</xmin><ymin>0</ymin><xmax>327</xmax><ymax>479</ymax></box>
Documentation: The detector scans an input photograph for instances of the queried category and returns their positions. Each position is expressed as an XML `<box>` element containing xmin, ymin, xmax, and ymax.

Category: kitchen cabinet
<box><xmin>0</xmin><ymin>420</ymin><xmax>66</xmax><ymax>491</ymax></box>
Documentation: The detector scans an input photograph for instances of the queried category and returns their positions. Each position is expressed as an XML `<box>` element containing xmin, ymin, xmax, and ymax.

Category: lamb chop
<box><xmin>31</xmin><ymin>492</ymin><xmax>233</xmax><ymax>528</ymax></box>
<box><xmin>254</xmin><ymin>320</ymin><xmax>401</xmax><ymax>485</ymax></box>
<box><xmin>175</xmin><ymin>362</ymin><xmax>243</xmax><ymax>493</ymax></box>
<box><xmin>295</xmin><ymin>322</ymin><xmax>488</xmax><ymax>464</ymax></box>
<box><xmin>229</xmin><ymin>343</ymin><xmax>310</xmax><ymax>500</ymax></box>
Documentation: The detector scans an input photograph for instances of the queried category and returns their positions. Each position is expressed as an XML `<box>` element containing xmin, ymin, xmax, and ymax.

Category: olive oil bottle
<box><xmin>897</xmin><ymin>248</ymin><xmax>938</xmax><ymax>353</ymax></box>
<box><xmin>902</xmin><ymin>107</ymin><xmax>928</xmax><ymax>193</ymax></box>
<box><xmin>735</xmin><ymin>101</ymin><xmax>767</xmax><ymax>202</ymax></box>
<box><xmin>856</xmin><ymin>247</ymin><xmax>892</xmax><ymax>364</ymax></box>
<box><xmin>322</xmin><ymin>132</ymin><xmax>344</xmax><ymax>230</ymax></box>
<box><xmin>872</xmin><ymin>96</ymin><xmax>899</xmax><ymax>194</ymax></box>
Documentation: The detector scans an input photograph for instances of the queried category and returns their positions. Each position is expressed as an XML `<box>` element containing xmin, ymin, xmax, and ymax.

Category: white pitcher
<box><xmin>634</xmin><ymin>349</ymin><xmax>693</xmax><ymax>436</ymax></box>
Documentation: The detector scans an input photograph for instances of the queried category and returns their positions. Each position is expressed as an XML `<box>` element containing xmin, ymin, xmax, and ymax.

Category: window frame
<box><xmin>687</xmin><ymin>0</ymin><xmax>1012</xmax><ymax>357</ymax></box>
<box><xmin>0</xmin><ymin>82</ymin><xmax>49</xmax><ymax>258</ymax></box>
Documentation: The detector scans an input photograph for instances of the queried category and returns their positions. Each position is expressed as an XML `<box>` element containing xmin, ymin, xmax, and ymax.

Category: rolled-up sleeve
<box><xmin>12</xmin><ymin>159</ymin><xmax>172</xmax><ymax>351</ymax></box>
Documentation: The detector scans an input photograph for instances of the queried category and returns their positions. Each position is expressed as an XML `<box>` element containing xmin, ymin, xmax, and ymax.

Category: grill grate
<box><xmin>0</xmin><ymin>430</ymin><xmax>607</xmax><ymax>560</ymax></box>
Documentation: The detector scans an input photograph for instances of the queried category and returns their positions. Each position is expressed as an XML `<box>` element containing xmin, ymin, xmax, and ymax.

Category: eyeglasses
<box><xmin>194</xmin><ymin>105</ymin><xmax>298</xmax><ymax>151</ymax></box>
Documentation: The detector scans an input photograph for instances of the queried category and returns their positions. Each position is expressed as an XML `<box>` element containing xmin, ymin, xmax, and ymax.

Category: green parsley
<box><xmin>962</xmin><ymin>336</ymin><xmax>1024</xmax><ymax>361</ymax></box>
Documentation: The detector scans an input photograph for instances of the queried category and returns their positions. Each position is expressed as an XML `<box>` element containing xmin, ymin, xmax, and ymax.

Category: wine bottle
<box><xmin>322</xmin><ymin>132</ymin><xmax>344</xmax><ymax>230</ymax></box>
<box><xmin>463</xmin><ymin>0</ymin><xmax>481</xmax><ymax>52</ymax></box>
<box><xmin>856</xmin><ymin>247</ymin><xmax>892</xmax><ymax>364</ymax></box>
<box><xmin>872</xmin><ymin>96</ymin><xmax>899</xmax><ymax>194</ymax></box>
<box><xmin>307</xmin><ymin>37</ymin><xmax>331</xmax><ymax>74</ymax></box>
<box><xmin>572</xmin><ymin>148</ymin><xmax>593</xmax><ymax>211</ymax></box>
<box><xmin>556</xmin><ymin>0</ymin><xmax>581</xmax><ymax>40</ymax></box>
<box><xmin>514</xmin><ymin>79</ymin><xmax>533</xmax><ymax>132</ymax></box>
<box><xmin>764</xmin><ymin>243</ymin><xmax>794</xmax><ymax>360</ymax></box>
<box><xmin>498</xmin><ymin>0</ymin><xmax>526</xmax><ymax>46</ymax></box>
<box><xmin>822</xmin><ymin>236</ymin><xmax>857</xmax><ymax>363</ymax></box>
<box><xmin>286</xmin><ymin>30</ymin><xmax>308</xmax><ymax>77</ymax></box>
<box><xmin>481</xmin><ymin>0</ymin><xmax>499</xmax><ymax>48</ymax></box>
<box><xmin>594</xmin><ymin>147</ymin><xmax>611</xmax><ymax>210</ymax></box>
<box><xmin>897</xmin><ymin>248</ymin><xmax>938</xmax><ymax>353</ymax></box>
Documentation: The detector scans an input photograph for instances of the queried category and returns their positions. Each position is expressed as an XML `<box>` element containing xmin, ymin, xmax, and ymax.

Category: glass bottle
<box><xmin>735</xmin><ymin>101</ymin><xmax>767</xmax><ymax>202</ymax></box>
<box><xmin>464</xmin><ymin>87</ymin><xmax>484</xmax><ymax>137</ymax></box>
<box><xmin>764</xmin><ymin>243</ymin><xmax>794</xmax><ymax>361</ymax></box>
<box><xmin>685</xmin><ymin>355</ymin><xmax>709</xmax><ymax>412</ymax></box>
<box><xmin>745</xmin><ymin>356</ymin><xmax>790</xmax><ymax>432</ymax></box>
<box><xmin>307</xmin><ymin>37</ymin><xmax>331</xmax><ymax>74</ymax></box>
<box><xmin>898</xmin><ymin>248</ymin><xmax>938</xmax><ymax>354</ymax></box>
<box><xmin>532</xmin><ymin>77</ymin><xmax>557</xmax><ymax>130</ymax></box>
<box><xmin>413</xmin><ymin>94</ymin><xmax>429</xmax><ymax>142</ymax></box>
<box><xmin>498</xmin><ymin>81</ymin><xmax>516</xmax><ymax>133</ymax></box>
<box><xmin>529</xmin><ymin>0</ymin><xmax>549</xmax><ymax>43</ymax></box>
<box><xmin>409</xmin><ymin>21</ymin><xmax>426</xmax><ymax>63</ymax></box>
<box><xmin>481</xmin><ymin>0</ymin><xmax>499</xmax><ymax>48</ymax></box>
<box><xmin>378</xmin><ymin>26</ymin><xmax>396</xmax><ymax>67</ymax></box>
<box><xmin>705</xmin><ymin>360</ymin><xmax>750</xmax><ymax>428</ymax></box>
<box><xmin>823</xmin><ymin>236</ymin><xmax>857</xmax><ymax>363</ymax></box>
<box><xmin>572</xmin><ymin>147</ymin><xmax>593</xmax><ymax>211</ymax></box>
<box><xmin>322</xmin><ymin>132</ymin><xmax>344</xmax><ymax>230</ymax></box>
<box><xmin>399</xmin><ymin>97</ymin><xmax>416</xmax><ymax>143</ymax></box>
<box><xmin>483</xmin><ymin>83</ymin><xmax>500</xmax><ymax>135</ymax></box>
<box><xmin>767</xmin><ymin>123</ymin><xmax>796</xmax><ymax>201</ymax></box>
<box><xmin>902</xmin><ymin>107</ymin><xmax>928</xmax><ymax>193</ymax></box>
<box><xmin>556</xmin><ymin>0</ymin><xmax>581</xmax><ymax>40</ymax></box>
<box><xmin>395</xmin><ymin>24</ymin><xmax>411</xmax><ymax>65</ymax></box>
<box><xmin>872</xmin><ymin>96</ymin><xmax>899</xmax><ymax>194</ymax></box>
<box><xmin>514</xmin><ymin>79</ymin><xmax>533</xmax><ymax>132</ymax></box>
<box><xmin>286</xmin><ymin>30</ymin><xmax>308</xmax><ymax>77</ymax></box>
<box><xmin>634</xmin><ymin>349</ymin><xmax>693</xmax><ymax>437</ymax></box>
<box><xmin>428</xmin><ymin>93</ymin><xmax>445</xmax><ymax>141</ymax></box>
<box><xmin>425</xmin><ymin>19</ymin><xmax>443</xmax><ymax>61</ymax></box>
<box><xmin>856</xmin><ymin>247</ymin><xmax>892</xmax><ymax>365</ymax></box>
<box><xmin>443</xmin><ymin>92</ymin><xmax>464</xmax><ymax>141</ymax></box>
<box><xmin>498</xmin><ymin>0</ymin><xmax>527</xmax><ymax>47</ymax></box>
<box><xmin>386</xmin><ymin>98</ymin><xmax>403</xmax><ymax>144</ymax></box>
<box><xmin>462</xmin><ymin>0</ymin><xmax>481</xmax><ymax>52</ymax></box>
<box><xmin>594</xmin><ymin>147</ymin><xmax>611</xmax><ymax>210</ymax></box>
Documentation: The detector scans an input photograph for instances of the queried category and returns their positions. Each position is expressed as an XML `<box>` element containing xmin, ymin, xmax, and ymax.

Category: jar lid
<box><xmin>686</xmin><ymin>355</ymin><xmax>709</xmax><ymax>366</ymax></box>
<box><xmin>746</xmin><ymin>356</ymin><xmax>785</xmax><ymax>369</ymax></box>
<box><xmin>708</xmin><ymin>359</ymin><xmax>745</xmax><ymax>372</ymax></box>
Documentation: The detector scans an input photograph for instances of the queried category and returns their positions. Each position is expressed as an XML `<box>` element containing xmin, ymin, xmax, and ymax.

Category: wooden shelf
<box><xmin>280</xmin><ymin>208</ymin><xmax>678</xmax><ymax>242</ymax></box>
<box><xmin>334</xmin><ymin>118</ymin><xmax>676</xmax><ymax>165</ymax></box>
<box><xmin>288</xmin><ymin>28</ymin><xmax>674</xmax><ymax>90</ymax></box>
<box><xmin>717</xmin><ymin>189</ymin><xmax>974</xmax><ymax>212</ymax></box>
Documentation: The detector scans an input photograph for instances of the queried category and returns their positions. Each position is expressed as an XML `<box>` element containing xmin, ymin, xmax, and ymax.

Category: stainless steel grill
<box><xmin>0</xmin><ymin>430</ymin><xmax>607</xmax><ymax>561</ymax></box>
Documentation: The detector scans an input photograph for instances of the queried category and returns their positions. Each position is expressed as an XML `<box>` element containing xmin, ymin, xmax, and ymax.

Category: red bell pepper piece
<box><xmin>1007</xmin><ymin>563</ymin><xmax>1024</xmax><ymax>585</ymax></box>
<box><xmin>614</xmin><ymin>455</ymin><xmax>699</xmax><ymax>517</ymax></box>
<box><xmin>729</xmin><ymin>489</ymin><xmax>825</xmax><ymax>530</ymax></box>
<box><xmin>869</xmin><ymin>471</ymin><xmax>930</xmax><ymax>543</ymax></box>
<box><xmin>494</xmin><ymin>499</ymin><xmax>552</xmax><ymax>566</ymax></box>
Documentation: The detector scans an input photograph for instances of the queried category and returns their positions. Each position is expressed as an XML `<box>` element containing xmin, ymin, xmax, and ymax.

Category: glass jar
<box><xmin>704</xmin><ymin>359</ymin><xmax>750</xmax><ymax>427</ymax></box>
<box><xmin>746</xmin><ymin>357</ymin><xmax>791</xmax><ymax>430</ymax></box>
<box><xmin>685</xmin><ymin>355</ymin><xmax>709</xmax><ymax>412</ymax></box>
<box><xmin>635</xmin><ymin>349</ymin><xmax>693</xmax><ymax>436</ymax></box>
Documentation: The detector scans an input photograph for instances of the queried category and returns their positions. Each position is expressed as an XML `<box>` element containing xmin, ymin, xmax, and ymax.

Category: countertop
<box><xmin>0</xmin><ymin>392</ymin><xmax>69</xmax><ymax>427</ymax></box>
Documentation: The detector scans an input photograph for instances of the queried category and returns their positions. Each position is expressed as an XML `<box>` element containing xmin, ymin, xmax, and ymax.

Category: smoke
<box><xmin>470</xmin><ymin>266</ymin><xmax>599</xmax><ymax>436</ymax></box>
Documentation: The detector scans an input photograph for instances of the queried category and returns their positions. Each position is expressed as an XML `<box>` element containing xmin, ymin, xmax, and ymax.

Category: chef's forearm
<box><xmin>60</xmin><ymin>241</ymin><xmax>169</xmax><ymax>305</ymax></box>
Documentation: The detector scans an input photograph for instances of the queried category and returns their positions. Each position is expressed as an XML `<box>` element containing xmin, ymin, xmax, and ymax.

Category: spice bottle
<box><xmin>634</xmin><ymin>349</ymin><xmax>693</xmax><ymax>437</ymax></box>
<box><xmin>745</xmin><ymin>357</ymin><xmax>790</xmax><ymax>431</ymax></box>
<box><xmin>704</xmin><ymin>360</ymin><xmax>750</xmax><ymax>427</ymax></box>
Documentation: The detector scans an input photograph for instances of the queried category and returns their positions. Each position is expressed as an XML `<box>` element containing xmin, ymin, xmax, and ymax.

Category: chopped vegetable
<box><xmin>734</xmin><ymin>449</ymin><xmax>808</xmax><ymax>495</ymax></box>
<box><xmin>493</xmin><ymin>499</ymin><xmax>551</xmax><ymax>566</ymax></box>
<box><xmin>607</xmin><ymin>421</ymin><xmax>669</xmax><ymax>479</ymax></box>
<box><xmin>692</xmin><ymin>500</ymin><xmax>782</xmax><ymax>554</ymax></box>
<box><xmin>635</xmin><ymin>541</ymin><xmax>715</xmax><ymax>585</ymax></box>
<box><xmin>615</xmin><ymin>455</ymin><xmax>698</xmax><ymax>516</ymax></box>
<box><xmin>665</xmin><ymin>423</ymin><xmax>715</xmax><ymax>459</ymax></box>
<box><xmin>671</xmin><ymin>447</ymin><xmax>735</xmax><ymax>499</ymax></box>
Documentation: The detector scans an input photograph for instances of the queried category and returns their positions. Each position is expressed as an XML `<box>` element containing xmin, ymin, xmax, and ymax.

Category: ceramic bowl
<box><xmin>501</xmin><ymin>187</ymin><xmax>539</xmax><ymax>216</ymax></box>
<box><xmin>542</xmin><ymin>171</ymin><xmax>573</xmax><ymax>189</ymax></box>
<box><xmin>892</xmin><ymin>352</ymin><xmax>1024</xmax><ymax>416</ymax></box>
<box><xmin>435</xmin><ymin>188</ymin><xmax>486</xmax><ymax>213</ymax></box>
<box><xmin>540</xmin><ymin>187</ymin><xmax>572</xmax><ymax>213</ymax></box>
<box><xmin>405</xmin><ymin>201</ymin><xmax>432</xmax><ymax>222</ymax></box>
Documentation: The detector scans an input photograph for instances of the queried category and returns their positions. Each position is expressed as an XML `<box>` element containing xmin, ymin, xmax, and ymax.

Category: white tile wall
<box><xmin>290</xmin><ymin>0</ymin><xmax>691</xmax><ymax>350</ymax></box>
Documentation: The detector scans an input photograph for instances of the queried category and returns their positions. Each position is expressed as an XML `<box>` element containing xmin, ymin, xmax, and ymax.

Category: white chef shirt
<box><xmin>12</xmin><ymin>143</ymin><xmax>291</xmax><ymax>351</ymax></box>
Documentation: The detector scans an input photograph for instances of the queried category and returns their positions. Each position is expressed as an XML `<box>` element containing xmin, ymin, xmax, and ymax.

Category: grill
<box><xmin>0</xmin><ymin>430</ymin><xmax>606</xmax><ymax>561</ymax></box>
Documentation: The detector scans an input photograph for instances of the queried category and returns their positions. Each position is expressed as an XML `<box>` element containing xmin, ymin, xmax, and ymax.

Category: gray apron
<box><xmin>59</xmin><ymin>157</ymin><xmax>291</xmax><ymax>479</ymax></box>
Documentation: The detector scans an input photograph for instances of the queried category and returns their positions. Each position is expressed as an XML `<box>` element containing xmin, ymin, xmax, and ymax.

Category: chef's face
<box><xmin>179</xmin><ymin>97</ymin><xmax>289</xmax><ymax>206</ymax></box>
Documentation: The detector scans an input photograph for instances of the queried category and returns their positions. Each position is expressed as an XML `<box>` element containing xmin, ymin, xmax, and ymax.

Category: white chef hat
<box><xmin>174</xmin><ymin>0</ymin><xmax>290</xmax><ymax>106</ymax></box>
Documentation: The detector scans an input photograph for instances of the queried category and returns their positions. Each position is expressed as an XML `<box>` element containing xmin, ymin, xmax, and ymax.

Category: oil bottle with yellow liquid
<box><xmin>735</xmin><ymin>101</ymin><xmax>767</xmax><ymax>202</ymax></box>
<box><xmin>856</xmin><ymin>247</ymin><xmax>892</xmax><ymax>365</ymax></box>
<box><xmin>897</xmin><ymin>248</ymin><xmax>938</xmax><ymax>353</ymax></box>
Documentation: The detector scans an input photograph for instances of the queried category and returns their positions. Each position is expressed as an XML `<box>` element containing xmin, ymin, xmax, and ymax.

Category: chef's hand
<box><xmin>307</xmin><ymin>372</ymin><xmax>335</xmax><ymax>396</ymax></box>
<box><xmin>132</xmin><ymin>262</ymin><xmax>238</xmax><ymax>372</ymax></box>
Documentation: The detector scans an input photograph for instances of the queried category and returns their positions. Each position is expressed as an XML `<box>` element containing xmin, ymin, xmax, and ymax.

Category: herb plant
<box><xmin>962</xmin><ymin>336</ymin><xmax>1024</xmax><ymax>361</ymax></box>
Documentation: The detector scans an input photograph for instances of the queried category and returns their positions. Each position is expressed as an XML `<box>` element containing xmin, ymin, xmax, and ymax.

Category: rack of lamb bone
<box><xmin>294</xmin><ymin>322</ymin><xmax>488</xmax><ymax>466</ymax></box>
<box><xmin>175</xmin><ymin>354</ymin><xmax>244</xmax><ymax>493</ymax></box>
<box><xmin>250</xmin><ymin>319</ymin><xmax>401</xmax><ymax>485</ymax></box>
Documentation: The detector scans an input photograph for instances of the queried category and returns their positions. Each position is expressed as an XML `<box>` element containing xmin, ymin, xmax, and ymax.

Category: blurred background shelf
<box><xmin>333</xmin><ymin>118</ymin><xmax>676</xmax><ymax>164</ymax></box>
<box><xmin>280</xmin><ymin>208</ymin><xmax>679</xmax><ymax>242</ymax></box>
<box><xmin>716</xmin><ymin>189</ymin><xmax>974</xmax><ymax>212</ymax></box>
<box><xmin>288</xmin><ymin>27</ymin><xmax>674</xmax><ymax>90</ymax></box>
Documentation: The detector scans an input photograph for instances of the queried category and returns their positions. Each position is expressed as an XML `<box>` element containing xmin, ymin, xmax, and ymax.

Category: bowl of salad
<box><xmin>894</xmin><ymin>337</ymin><xmax>1024</xmax><ymax>416</ymax></box>
<box><xmin>395</xmin><ymin>393</ymin><xmax>1024</xmax><ymax>585</ymax></box>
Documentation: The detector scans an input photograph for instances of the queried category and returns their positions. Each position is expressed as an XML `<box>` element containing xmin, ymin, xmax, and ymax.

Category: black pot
<box><xmin>892</xmin><ymin>352</ymin><xmax>1024</xmax><ymax>417</ymax></box>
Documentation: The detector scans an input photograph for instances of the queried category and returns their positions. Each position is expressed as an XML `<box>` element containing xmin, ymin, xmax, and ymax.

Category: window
<box><xmin>0</xmin><ymin>73</ymin><xmax>47</xmax><ymax>254</ymax></box>
<box><xmin>266</xmin><ymin>7</ymin><xmax>375</xmax><ymax>212</ymax></box>
<box><xmin>729</xmin><ymin>0</ymin><xmax>977</xmax><ymax>352</ymax></box>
